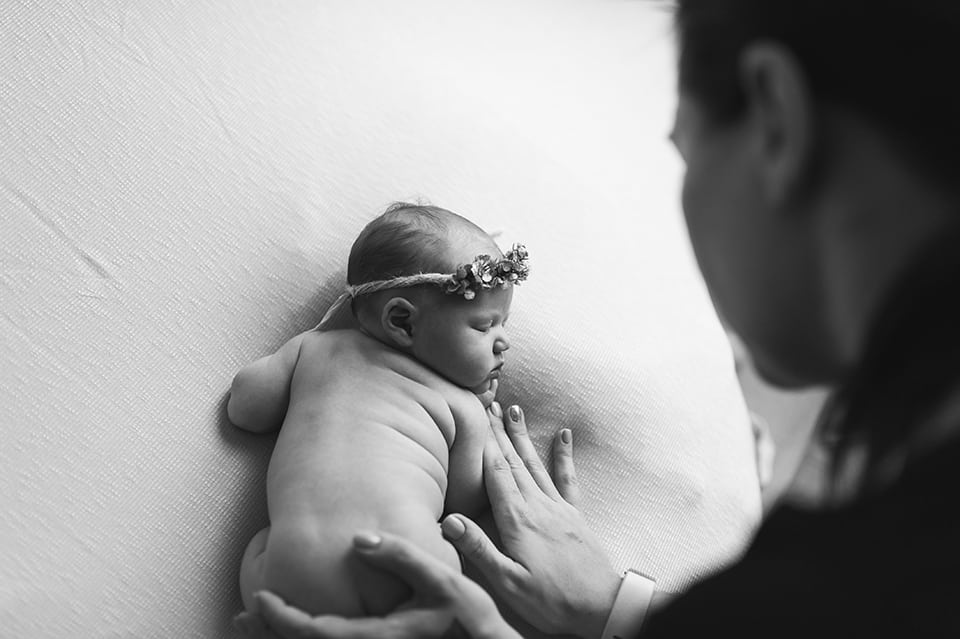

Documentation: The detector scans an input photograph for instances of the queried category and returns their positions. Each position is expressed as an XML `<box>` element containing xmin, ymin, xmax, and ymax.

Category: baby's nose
<box><xmin>494</xmin><ymin>336</ymin><xmax>510</xmax><ymax>353</ymax></box>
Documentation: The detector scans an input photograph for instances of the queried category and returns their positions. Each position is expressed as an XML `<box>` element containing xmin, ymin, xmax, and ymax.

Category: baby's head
<box><xmin>347</xmin><ymin>202</ymin><xmax>525</xmax><ymax>395</ymax></box>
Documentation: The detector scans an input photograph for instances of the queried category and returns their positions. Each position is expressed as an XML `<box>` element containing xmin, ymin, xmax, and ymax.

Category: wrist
<box><xmin>595</xmin><ymin>569</ymin><xmax>657</xmax><ymax>639</ymax></box>
<box><xmin>578</xmin><ymin>570</ymin><xmax>623</xmax><ymax>639</ymax></box>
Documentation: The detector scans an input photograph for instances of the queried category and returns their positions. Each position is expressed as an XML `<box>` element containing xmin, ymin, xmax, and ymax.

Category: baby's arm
<box><xmin>227</xmin><ymin>332</ymin><xmax>307</xmax><ymax>433</ymax></box>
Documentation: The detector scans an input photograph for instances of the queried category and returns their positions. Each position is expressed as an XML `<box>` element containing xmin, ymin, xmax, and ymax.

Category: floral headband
<box><xmin>444</xmin><ymin>244</ymin><xmax>529</xmax><ymax>300</ymax></box>
<box><xmin>314</xmin><ymin>243</ymin><xmax>529</xmax><ymax>330</ymax></box>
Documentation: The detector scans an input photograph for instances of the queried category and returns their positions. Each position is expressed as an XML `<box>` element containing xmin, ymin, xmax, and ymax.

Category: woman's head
<box><xmin>671</xmin><ymin>0</ymin><xmax>960</xmax><ymax>386</ymax></box>
<box><xmin>675</xmin><ymin>0</ymin><xmax>960</xmax><ymax>179</ymax></box>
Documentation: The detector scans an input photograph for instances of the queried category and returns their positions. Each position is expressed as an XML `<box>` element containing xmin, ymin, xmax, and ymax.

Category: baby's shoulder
<box><xmin>299</xmin><ymin>329</ymin><xmax>425</xmax><ymax>380</ymax></box>
<box><xmin>302</xmin><ymin>328</ymin><xmax>481</xmax><ymax>407</ymax></box>
<box><xmin>299</xmin><ymin>328</ymin><xmax>386</xmax><ymax>361</ymax></box>
<box><xmin>305</xmin><ymin>329</ymin><xmax>485</xmax><ymax>444</ymax></box>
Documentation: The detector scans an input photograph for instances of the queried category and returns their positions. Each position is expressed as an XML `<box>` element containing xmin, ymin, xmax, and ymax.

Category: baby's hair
<box><xmin>347</xmin><ymin>201</ymin><xmax>492</xmax><ymax>286</ymax></box>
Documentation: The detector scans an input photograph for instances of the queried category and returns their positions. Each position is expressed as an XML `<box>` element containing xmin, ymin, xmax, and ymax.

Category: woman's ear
<box><xmin>739</xmin><ymin>42</ymin><xmax>816</xmax><ymax>207</ymax></box>
<box><xmin>381</xmin><ymin>297</ymin><xmax>417</xmax><ymax>348</ymax></box>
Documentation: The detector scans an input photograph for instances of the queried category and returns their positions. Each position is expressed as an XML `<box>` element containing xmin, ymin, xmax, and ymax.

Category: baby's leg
<box><xmin>355</xmin><ymin>523</ymin><xmax>462</xmax><ymax>615</ymax></box>
<box><xmin>261</xmin><ymin>517</ymin><xmax>461</xmax><ymax>617</ymax></box>
<box><xmin>258</xmin><ymin>522</ymin><xmax>371</xmax><ymax>616</ymax></box>
<box><xmin>239</xmin><ymin>526</ymin><xmax>270</xmax><ymax>612</ymax></box>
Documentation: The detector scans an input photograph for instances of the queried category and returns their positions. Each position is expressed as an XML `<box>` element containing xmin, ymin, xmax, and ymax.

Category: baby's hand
<box><xmin>474</xmin><ymin>378</ymin><xmax>499</xmax><ymax>409</ymax></box>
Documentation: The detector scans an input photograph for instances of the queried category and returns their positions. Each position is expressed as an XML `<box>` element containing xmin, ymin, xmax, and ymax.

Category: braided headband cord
<box><xmin>313</xmin><ymin>273</ymin><xmax>454</xmax><ymax>330</ymax></box>
<box><xmin>314</xmin><ymin>243</ymin><xmax>529</xmax><ymax>331</ymax></box>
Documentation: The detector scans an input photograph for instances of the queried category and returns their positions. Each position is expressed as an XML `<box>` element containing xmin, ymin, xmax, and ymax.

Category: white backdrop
<box><xmin>1</xmin><ymin>2</ymin><xmax>761</xmax><ymax>637</ymax></box>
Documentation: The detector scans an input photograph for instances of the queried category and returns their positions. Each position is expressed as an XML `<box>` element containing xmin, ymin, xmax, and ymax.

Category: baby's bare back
<box><xmin>258</xmin><ymin>330</ymin><xmax>471</xmax><ymax>616</ymax></box>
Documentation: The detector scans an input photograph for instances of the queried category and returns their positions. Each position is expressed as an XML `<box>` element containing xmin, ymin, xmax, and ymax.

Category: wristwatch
<box><xmin>599</xmin><ymin>569</ymin><xmax>656</xmax><ymax>639</ymax></box>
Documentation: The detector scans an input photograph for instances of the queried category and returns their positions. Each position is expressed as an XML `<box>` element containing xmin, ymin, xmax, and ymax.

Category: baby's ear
<box><xmin>381</xmin><ymin>297</ymin><xmax>417</xmax><ymax>347</ymax></box>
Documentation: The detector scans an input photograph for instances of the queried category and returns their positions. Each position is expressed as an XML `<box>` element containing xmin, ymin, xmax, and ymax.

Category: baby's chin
<box><xmin>469</xmin><ymin>377</ymin><xmax>498</xmax><ymax>407</ymax></box>
<box><xmin>469</xmin><ymin>378</ymin><xmax>494</xmax><ymax>394</ymax></box>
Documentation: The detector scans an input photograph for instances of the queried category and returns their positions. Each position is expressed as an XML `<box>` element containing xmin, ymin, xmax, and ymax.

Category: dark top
<box><xmin>642</xmin><ymin>230</ymin><xmax>960</xmax><ymax>638</ymax></box>
<box><xmin>643</xmin><ymin>434</ymin><xmax>960</xmax><ymax>637</ymax></box>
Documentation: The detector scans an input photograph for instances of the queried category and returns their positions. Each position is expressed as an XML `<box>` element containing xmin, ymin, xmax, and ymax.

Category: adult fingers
<box><xmin>441</xmin><ymin>514</ymin><xmax>524</xmax><ymax>600</ymax></box>
<box><xmin>255</xmin><ymin>590</ymin><xmax>439</xmax><ymax>639</ymax></box>
<box><xmin>349</xmin><ymin>531</ymin><xmax>466</xmax><ymax>595</ymax></box>
<box><xmin>553</xmin><ymin>428</ymin><xmax>582</xmax><ymax>507</ymax></box>
<box><xmin>393</xmin><ymin>593</ymin><xmax>518</xmax><ymax>639</ymax></box>
<box><xmin>233</xmin><ymin>610</ymin><xmax>281</xmax><ymax>639</ymax></box>
<box><xmin>487</xmin><ymin>403</ymin><xmax>540</xmax><ymax>497</ymax></box>
<box><xmin>482</xmin><ymin>422</ymin><xmax>529</xmax><ymax>520</ymax></box>
<box><xmin>356</xmin><ymin>525</ymin><xmax>517</xmax><ymax>638</ymax></box>
<box><xmin>501</xmin><ymin>404</ymin><xmax>562</xmax><ymax>500</ymax></box>
<box><xmin>253</xmin><ymin>591</ymin><xmax>348</xmax><ymax>639</ymax></box>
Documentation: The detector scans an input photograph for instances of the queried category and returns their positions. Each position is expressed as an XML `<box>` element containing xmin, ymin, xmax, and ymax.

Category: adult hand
<box><xmin>233</xmin><ymin>531</ymin><xmax>522</xmax><ymax>639</ymax></box>
<box><xmin>441</xmin><ymin>403</ymin><xmax>621</xmax><ymax>639</ymax></box>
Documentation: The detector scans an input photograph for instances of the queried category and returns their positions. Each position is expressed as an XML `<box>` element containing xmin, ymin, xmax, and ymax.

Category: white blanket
<box><xmin>0</xmin><ymin>1</ymin><xmax>760</xmax><ymax>637</ymax></box>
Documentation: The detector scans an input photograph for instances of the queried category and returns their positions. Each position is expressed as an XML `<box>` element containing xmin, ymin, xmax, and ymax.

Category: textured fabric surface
<box><xmin>0</xmin><ymin>1</ymin><xmax>760</xmax><ymax>637</ymax></box>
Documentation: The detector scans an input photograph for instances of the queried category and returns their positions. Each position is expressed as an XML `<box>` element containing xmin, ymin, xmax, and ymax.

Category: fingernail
<box><xmin>441</xmin><ymin>515</ymin><xmax>466</xmax><ymax>540</ymax></box>
<box><xmin>509</xmin><ymin>405</ymin><xmax>521</xmax><ymax>422</ymax></box>
<box><xmin>561</xmin><ymin>428</ymin><xmax>572</xmax><ymax>444</ymax></box>
<box><xmin>232</xmin><ymin>615</ymin><xmax>249</xmax><ymax>632</ymax></box>
<box><xmin>490</xmin><ymin>401</ymin><xmax>502</xmax><ymax>418</ymax></box>
<box><xmin>353</xmin><ymin>531</ymin><xmax>382</xmax><ymax>550</ymax></box>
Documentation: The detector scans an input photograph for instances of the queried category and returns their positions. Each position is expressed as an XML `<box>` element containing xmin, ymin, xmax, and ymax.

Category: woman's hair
<box><xmin>674</xmin><ymin>0</ymin><xmax>960</xmax><ymax>188</ymax></box>
<box><xmin>817</xmin><ymin>231</ymin><xmax>960</xmax><ymax>490</ymax></box>
<box><xmin>347</xmin><ymin>202</ymin><xmax>454</xmax><ymax>286</ymax></box>
<box><xmin>674</xmin><ymin>1</ymin><xmax>960</xmax><ymax>488</ymax></box>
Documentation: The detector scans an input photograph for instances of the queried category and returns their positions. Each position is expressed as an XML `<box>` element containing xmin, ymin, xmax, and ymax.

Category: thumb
<box><xmin>441</xmin><ymin>514</ymin><xmax>522</xmax><ymax>589</ymax></box>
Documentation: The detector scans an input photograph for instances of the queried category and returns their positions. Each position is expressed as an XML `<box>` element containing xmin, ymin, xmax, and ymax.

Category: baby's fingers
<box><xmin>553</xmin><ymin>428</ymin><xmax>582</xmax><ymax>507</ymax></box>
<box><xmin>475</xmin><ymin>378</ymin><xmax>499</xmax><ymax>409</ymax></box>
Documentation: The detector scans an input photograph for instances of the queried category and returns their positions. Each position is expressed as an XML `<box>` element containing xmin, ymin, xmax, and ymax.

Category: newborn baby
<box><xmin>228</xmin><ymin>202</ymin><xmax>528</xmax><ymax>618</ymax></box>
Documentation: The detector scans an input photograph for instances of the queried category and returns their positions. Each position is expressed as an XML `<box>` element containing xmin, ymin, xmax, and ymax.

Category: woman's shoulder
<box><xmin>760</xmin><ymin>432</ymin><xmax>960</xmax><ymax>553</ymax></box>
<box><xmin>644</xmin><ymin>436</ymin><xmax>960</xmax><ymax>637</ymax></box>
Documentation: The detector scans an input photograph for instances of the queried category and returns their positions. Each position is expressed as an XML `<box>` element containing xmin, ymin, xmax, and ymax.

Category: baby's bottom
<box><xmin>240</xmin><ymin>517</ymin><xmax>460</xmax><ymax>617</ymax></box>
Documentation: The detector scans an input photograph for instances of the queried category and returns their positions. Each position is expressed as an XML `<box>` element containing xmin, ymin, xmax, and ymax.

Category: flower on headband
<box><xmin>502</xmin><ymin>244</ymin><xmax>530</xmax><ymax>283</ymax></box>
<box><xmin>444</xmin><ymin>243</ymin><xmax>530</xmax><ymax>300</ymax></box>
